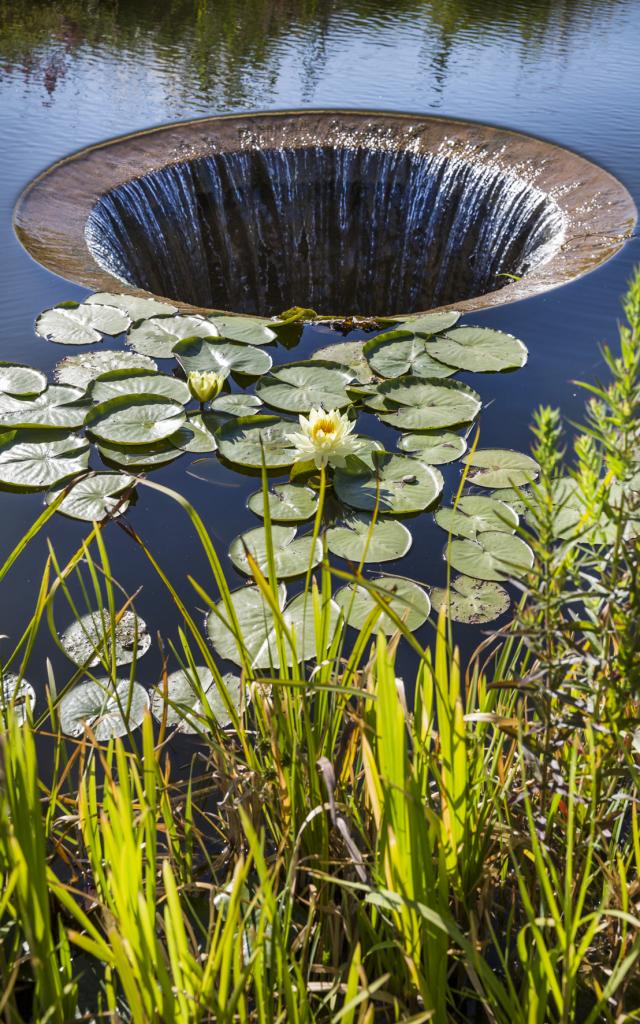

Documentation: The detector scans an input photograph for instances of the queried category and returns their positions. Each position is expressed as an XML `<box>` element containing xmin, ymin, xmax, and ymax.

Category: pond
<box><xmin>0</xmin><ymin>0</ymin><xmax>639</xmax><ymax>721</ymax></box>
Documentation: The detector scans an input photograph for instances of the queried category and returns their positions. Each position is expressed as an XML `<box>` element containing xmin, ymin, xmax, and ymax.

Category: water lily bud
<box><xmin>188</xmin><ymin>370</ymin><xmax>224</xmax><ymax>403</ymax></box>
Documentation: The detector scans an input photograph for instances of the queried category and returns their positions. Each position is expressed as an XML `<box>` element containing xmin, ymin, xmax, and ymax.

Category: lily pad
<box><xmin>169</xmin><ymin>412</ymin><xmax>218</xmax><ymax>453</ymax></box>
<box><xmin>151</xmin><ymin>668</ymin><xmax>242</xmax><ymax>733</ymax></box>
<box><xmin>206</xmin><ymin>584</ymin><xmax>287</xmax><ymax>669</ymax></box>
<box><xmin>334</xmin><ymin>453</ymin><xmax>443</xmax><ymax>514</ymax></box>
<box><xmin>335</xmin><ymin>576</ymin><xmax>430</xmax><ymax>634</ymax></box>
<box><xmin>0</xmin><ymin>385</ymin><xmax>89</xmax><ymax>429</ymax></box>
<box><xmin>36</xmin><ymin>301</ymin><xmax>130</xmax><ymax>345</ymax></box>
<box><xmin>0</xmin><ymin>430</ymin><xmax>90</xmax><ymax>491</ymax></box>
<box><xmin>46</xmin><ymin>472</ymin><xmax>134</xmax><ymax>521</ymax></box>
<box><xmin>427</xmin><ymin>327</ymin><xmax>528</xmax><ymax>373</ymax></box>
<box><xmin>397</xmin><ymin>431</ymin><xmax>467</xmax><ymax>464</ymax></box>
<box><xmin>435</xmin><ymin>496</ymin><xmax>518</xmax><ymax>539</ymax></box>
<box><xmin>364</xmin><ymin>330</ymin><xmax>455</xmax><ymax>379</ymax></box>
<box><xmin>55</xmin><ymin>350</ymin><xmax>157</xmax><ymax>389</ymax></box>
<box><xmin>372</xmin><ymin>378</ymin><xmax>482</xmax><ymax>431</ymax></box>
<box><xmin>448</xmin><ymin>531</ymin><xmax>534</xmax><ymax>581</ymax></box>
<box><xmin>247</xmin><ymin>483</ymin><xmax>318</xmax><ymax>522</ymax></box>
<box><xmin>488</xmin><ymin>486</ymin><xmax>532</xmax><ymax>517</ymax></box>
<box><xmin>255</xmin><ymin>361</ymin><xmax>353</xmax><ymax>413</ymax></box>
<box><xmin>312</xmin><ymin>341</ymin><xmax>374</xmax><ymax>383</ymax></box>
<box><xmin>430</xmin><ymin>576</ymin><xmax>511</xmax><ymax>624</ymax></box>
<box><xmin>463</xmin><ymin>449</ymin><xmax>540</xmax><ymax>489</ymax></box>
<box><xmin>0</xmin><ymin>674</ymin><xmax>36</xmax><ymax>724</ymax></box>
<box><xmin>326</xmin><ymin>515</ymin><xmax>412</xmax><ymax>563</ymax></box>
<box><xmin>87</xmin><ymin>292</ymin><xmax>177</xmax><ymax>319</ymax></box>
<box><xmin>400</xmin><ymin>311</ymin><xmax>461</xmax><ymax>334</ymax></box>
<box><xmin>279</xmin><ymin>591</ymin><xmax>341</xmax><ymax>664</ymax></box>
<box><xmin>216</xmin><ymin>416</ymin><xmax>299</xmax><ymax>470</ymax></box>
<box><xmin>208</xmin><ymin>315</ymin><xmax>277</xmax><ymax>346</ymax></box>
<box><xmin>58</xmin><ymin>678</ymin><xmax>149</xmax><ymax>740</ymax></box>
<box><xmin>85</xmin><ymin>395</ymin><xmax>186</xmax><ymax>446</ymax></box>
<box><xmin>127</xmin><ymin>314</ymin><xmax>220</xmax><ymax>359</ymax></box>
<box><xmin>60</xmin><ymin>609</ymin><xmax>151</xmax><ymax>667</ymax></box>
<box><xmin>173</xmin><ymin>337</ymin><xmax>272</xmax><ymax>380</ymax></box>
<box><xmin>98</xmin><ymin>439</ymin><xmax>182</xmax><ymax>470</ymax></box>
<box><xmin>0</xmin><ymin>363</ymin><xmax>47</xmax><ymax>397</ymax></box>
<box><xmin>89</xmin><ymin>369</ymin><xmax>190</xmax><ymax>405</ymax></box>
<box><xmin>228</xmin><ymin>525</ymin><xmax>322</xmax><ymax>578</ymax></box>
<box><xmin>210</xmin><ymin>393</ymin><xmax>262</xmax><ymax>417</ymax></box>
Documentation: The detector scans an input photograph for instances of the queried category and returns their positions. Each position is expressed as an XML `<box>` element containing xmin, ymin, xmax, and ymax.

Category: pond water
<box><xmin>0</xmin><ymin>0</ymin><xmax>639</xmax><ymax>712</ymax></box>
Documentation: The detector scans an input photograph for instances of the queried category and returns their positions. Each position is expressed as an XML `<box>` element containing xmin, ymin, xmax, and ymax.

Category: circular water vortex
<box><xmin>15</xmin><ymin>111</ymin><xmax>636</xmax><ymax>318</ymax></box>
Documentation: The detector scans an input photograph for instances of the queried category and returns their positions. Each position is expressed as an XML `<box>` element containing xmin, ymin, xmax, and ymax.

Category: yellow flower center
<box><xmin>310</xmin><ymin>417</ymin><xmax>338</xmax><ymax>441</ymax></box>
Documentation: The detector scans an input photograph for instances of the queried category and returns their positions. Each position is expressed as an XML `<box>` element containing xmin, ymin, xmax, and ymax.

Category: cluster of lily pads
<box><xmin>1</xmin><ymin>291</ymin><xmax>547</xmax><ymax>738</ymax></box>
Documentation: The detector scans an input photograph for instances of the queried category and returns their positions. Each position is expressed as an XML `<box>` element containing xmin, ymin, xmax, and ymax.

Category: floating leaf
<box><xmin>397</xmin><ymin>431</ymin><xmax>467</xmax><ymax>464</ymax></box>
<box><xmin>448</xmin><ymin>531</ymin><xmax>534</xmax><ymax>581</ymax></box>
<box><xmin>228</xmin><ymin>525</ymin><xmax>322</xmax><ymax>578</ymax></box>
<box><xmin>312</xmin><ymin>341</ymin><xmax>374</xmax><ymax>383</ymax></box>
<box><xmin>98</xmin><ymin>439</ymin><xmax>182</xmax><ymax>470</ymax></box>
<box><xmin>151</xmin><ymin>668</ymin><xmax>241</xmax><ymax>733</ymax></box>
<box><xmin>0</xmin><ymin>385</ymin><xmax>89</xmax><ymax>429</ymax></box>
<box><xmin>334</xmin><ymin>453</ymin><xmax>443</xmax><ymax>514</ymax></box>
<box><xmin>278</xmin><ymin>591</ymin><xmax>341</xmax><ymax>664</ymax></box>
<box><xmin>255</xmin><ymin>361</ymin><xmax>353</xmax><ymax>413</ymax></box>
<box><xmin>61</xmin><ymin>609</ymin><xmax>150</xmax><ymax>667</ymax></box>
<box><xmin>55</xmin><ymin>349</ymin><xmax>157</xmax><ymax>389</ymax></box>
<box><xmin>370</xmin><ymin>378</ymin><xmax>481</xmax><ymax>430</ymax></box>
<box><xmin>400</xmin><ymin>311</ymin><xmax>462</xmax><ymax>334</ymax></box>
<box><xmin>247</xmin><ymin>483</ymin><xmax>318</xmax><ymax>522</ymax></box>
<box><xmin>89</xmin><ymin>368</ymin><xmax>190</xmax><ymax>405</ymax></box>
<box><xmin>216</xmin><ymin>416</ymin><xmax>299</xmax><ymax>470</ymax></box>
<box><xmin>463</xmin><ymin>449</ymin><xmax>540</xmax><ymax>489</ymax></box>
<box><xmin>364</xmin><ymin>330</ymin><xmax>455</xmax><ymax>379</ymax></box>
<box><xmin>0</xmin><ymin>674</ymin><xmax>35</xmax><ymax>724</ymax></box>
<box><xmin>208</xmin><ymin>315</ymin><xmax>276</xmax><ymax>346</ymax></box>
<box><xmin>435</xmin><ymin>496</ymin><xmax>518</xmax><ymax>539</ymax></box>
<box><xmin>206</xmin><ymin>584</ymin><xmax>287</xmax><ymax>669</ymax></box>
<box><xmin>58</xmin><ymin>678</ymin><xmax>149</xmax><ymax>740</ymax></box>
<box><xmin>85</xmin><ymin>395</ymin><xmax>186</xmax><ymax>446</ymax></box>
<box><xmin>335</xmin><ymin>576</ymin><xmax>430</xmax><ymax>634</ymax></box>
<box><xmin>427</xmin><ymin>327</ymin><xmax>528</xmax><ymax>372</ymax></box>
<box><xmin>87</xmin><ymin>292</ymin><xmax>177</xmax><ymax>318</ymax></box>
<box><xmin>326</xmin><ymin>515</ymin><xmax>412</xmax><ymax>563</ymax></box>
<box><xmin>169</xmin><ymin>412</ymin><xmax>218</xmax><ymax>453</ymax></box>
<box><xmin>210</xmin><ymin>393</ymin><xmax>262</xmax><ymax>417</ymax></box>
<box><xmin>0</xmin><ymin>430</ymin><xmax>89</xmax><ymax>491</ymax></box>
<box><xmin>127</xmin><ymin>314</ymin><xmax>219</xmax><ymax>358</ymax></box>
<box><xmin>173</xmin><ymin>337</ymin><xmax>272</xmax><ymax>380</ymax></box>
<box><xmin>488</xmin><ymin>486</ymin><xmax>533</xmax><ymax>516</ymax></box>
<box><xmin>36</xmin><ymin>301</ymin><xmax>130</xmax><ymax>345</ymax></box>
<box><xmin>430</xmin><ymin>576</ymin><xmax>510</xmax><ymax>624</ymax></box>
<box><xmin>0</xmin><ymin>362</ymin><xmax>47</xmax><ymax>397</ymax></box>
<box><xmin>46</xmin><ymin>472</ymin><xmax>134</xmax><ymax>522</ymax></box>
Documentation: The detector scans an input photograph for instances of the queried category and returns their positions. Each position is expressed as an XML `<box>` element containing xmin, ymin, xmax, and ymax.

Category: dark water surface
<box><xmin>1</xmin><ymin>0</ymin><xmax>639</xmax><ymax>705</ymax></box>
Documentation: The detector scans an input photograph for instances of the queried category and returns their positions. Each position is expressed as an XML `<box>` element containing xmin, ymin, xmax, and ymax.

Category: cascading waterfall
<box><xmin>85</xmin><ymin>143</ymin><xmax>565</xmax><ymax>315</ymax></box>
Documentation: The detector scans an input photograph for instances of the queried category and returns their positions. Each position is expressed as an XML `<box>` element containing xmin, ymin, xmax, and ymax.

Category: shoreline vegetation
<box><xmin>0</xmin><ymin>269</ymin><xmax>639</xmax><ymax>1021</ymax></box>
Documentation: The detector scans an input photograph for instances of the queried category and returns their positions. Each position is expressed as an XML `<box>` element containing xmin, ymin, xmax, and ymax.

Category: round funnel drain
<box><xmin>14</xmin><ymin>110</ymin><xmax>636</xmax><ymax>318</ymax></box>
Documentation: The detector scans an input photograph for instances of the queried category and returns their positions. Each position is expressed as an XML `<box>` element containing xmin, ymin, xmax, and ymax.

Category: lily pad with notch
<box><xmin>326</xmin><ymin>514</ymin><xmax>412</xmax><ymax>563</ymax></box>
<box><xmin>208</xmin><ymin>315</ymin><xmax>277</xmax><ymax>346</ymax></box>
<box><xmin>173</xmin><ymin>336</ymin><xmax>272</xmax><ymax>380</ymax></box>
<box><xmin>0</xmin><ymin>675</ymin><xmax>36</xmax><ymax>724</ymax></box>
<box><xmin>364</xmin><ymin>330</ymin><xmax>456</xmax><ymax>379</ymax></box>
<box><xmin>55</xmin><ymin>350</ymin><xmax>158</xmax><ymax>390</ymax></box>
<box><xmin>168</xmin><ymin>412</ymin><xmax>218</xmax><ymax>453</ymax></box>
<box><xmin>311</xmin><ymin>341</ymin><xmax>374</xmax><ymax>384</ymax></box>
<box><xmin>36</xmin><ymin>301</ymin><xmax>130</xmax><ymax>345</ymax></box>
<box><xmin>370</xmin><ymin>378</ymin><xmax>482</xmax><ymax>431</ymax></box>
<box><xmin>427</xmin><ymin>327</ymin><xmax>528</xmax><ymax>373</ymax></box>
<box><xmin>463</xmin><ymin>449</ymin><xmax>540</xmax><ymax>489</ymax></box>
<box><xmin>98</xmin><ymin>438</ymin><xmax>182</xmax><ymax>470</ymax></box>
<box><xmin>89</xmin><ymin>368</ymin><xmax>190</xmax><ymax>405</ymax></box>
<box><xmin>448</xmin><ymin>531</ymin><xmax>534</xmax><ymax>581</ymax></box>
<box><xmin>127</xmin><ymin>314</ymin><xmax>220</xmax><ymax>359</ymax></box>
<box><xmin>210</xmin><ymin>393</ymin><xmax>262</xmax><ymax>417</ymax></box>
<box><xmin>87</xmin><ymin>292</ymin><xmax>177</xmax><ymax>319</ymax></box>
<box><xmin>151</xmin><ymin>668</ymin><xmax>242</xmax><ymax>733</ymax></box>
<box><xmin>247</xmin><ymin>483</ymin><xmax>318</xmax><ymax>522</ymax></box>
<box><xmin>58</xmin><ymin>678</ymin><xmax>149</xmax><ymax>740</ymax></box>
<box><xmin>430</xmin><ymin>576</ymin><xmax>511</xmax><ymax>624</ymax></box>
<box><xmin>60</xmin><ymin>609</ymin><xmax>151</xmax><ymax>667</ymax></box>
<box><xmin>0</xmin><ymin>385</ymin><xmax>89</xmax><ymax>430</ymax></box>
<box><xmin>228</xmin><ymin>525</ymin><xmax>322</xmax><ymax>578</ymax></box>
<box><xmin>397</xmin><ymin>431</ymin><xmax>467</xmax><ymax>464</ymax></box>
<box><xmin>335</xmin><ymin>575</ymin><xmax>430</xmax><ymax>634</ymax></box>
<box><xmin>334</xmin><ymin>452</ymin><xmax>443</xmax><ymax>515</ymax></box>
<box><xmin>85</xmin><ymin>395</ymin><xmax>186</xmax><ymax>446</ymax></box>
<box><xmin>0</xmin><ymin>430</ymin><xmax>90</xmax><ymax>491</ymax></box>
<box><xmin>46</xmin><ymin>472</ymin><xmax>134</xmax><ymax>522</ymax></box>
<box><xmin>206</xmin><ymin>584</ymin><xmax>287</xmax><ymax>669</ymax></box>
<box><xmin>216</xmin><ymin>416</ymin><xmax>300</xmax><ymax>470</ymax></box>
<box><xmin>0</xmin><ymin>362</ymin><xmax>47</xmax><ymax>398</ymax></box>
<box><xmin>399</xmin><ymin>310</ymin><xmax>461</xmax><ymax>334</ymax></box>
<box><xmin>435</xmin><ymin>496</ymin><xmax>518</xmax><ymax>539</ymax></box>
<box><xmin>255</xmin><ymin>361</ymin><xmax>354</xmax><ymax>414</ymax></box>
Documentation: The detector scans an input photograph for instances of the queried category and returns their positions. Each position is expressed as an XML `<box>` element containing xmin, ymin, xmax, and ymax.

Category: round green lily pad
<box><xmin>247</xmin><ymin>483</ymin><xmax>318</xmax><ymax>522</ymax></box>
<box><xmin>87</xmin><ymin>292</ymin><xmax>177</xmax><ymax>319</ymax></box>
<box><xmin>435</xmin><ymin>496</ymin><xmax>518</xmax><ymax>539</ymax></box>
<box><xmin>370</xmin><ymin>378</ymin><xmax>481</xmax><ymax>430</ymax></box>
<box><xmin>326</xmin><ymin>515</ymin><xmax>412</xmax><ymax>563</ymax></box>
<box><xmin>0</xmin><ymin>362</ymin><xmax>47</xmax><ymax>398</ymax></box>
<box><xmin>0</xmin><ymin>385</ymin><xmax>89</xmax><ymax>430</ymax></box>
<box><xmin>335</xmin><ymin>575</ymin><xmax>430</xmax><ymax>634</ymax></box>
<box><xmin>448</xmin><ymin>531</ymin><xmax>534</xmax><ymax>581</ymax></box>
<box><xmin>97</xmin><ymin>438</ymin><xmax>182</xmax><ymax>470</ymax></box>
<box><xmin>210</xmin><ymin>393</ymin><xmax>262</xmax><ymax>417</ymax></box>
<box><xmin>127</xmin><ymin>314</ymin><xmax>220</xmax><ymax>358</ymax></box>
<box><xmin>0</xmin><ymin>430</ymin><xmax>90</xmax><ymax>491</ymax></box>
<box><xmin>151</xmin><ymin>668</ymin><xmax>242</xmax><ymax>733</ymax></box>
<box><xmin>60</xmin><ymin>609</ymin><xmax>151</xmax><ymax>667</ymax></box>
<box><xmin>58</xmin><ymin>678</ymin><xmax>149</xmax><ymax>740</ymax></box>
<box><xmin>168</xmin><ymin>412</ymin><xmax>218</xmax><ymax>453</ymax></box>
<box><xmin>311</xmin><ymin>341</ymin><xmax>374</xmax><ymax>383</ymax></box>
<box><xmin>1</xmin><ymin>674</ymin><xmax>36</xmax><ymax>724</ymax></box>
<box><xmin>399</xmin><ymin>311</ymin><xmax>461</xmax><ymax>335</ymax></box>
<box><xmin>427</xmin><ymin>327</ymin><xmax>528</xmax><ymax>373</ymax></box>
<box><xmin>89</xmin><ymin>368</ymin><xmax>190</xmax><ymax>405</ymax></box>
<box><xmin>36</xmin><ymin>301</ymin><xmax>130</xmax><ymax>345</ymax></box>
<box><xmin>55</xmin><ymin>350</ymin><xmax>157</xmax><ymax>389</ymax></box>
<box><xmin>207</xmin><ymin>315</ymin><xmax>277</xmax><ymax>346</ymax></box>
<box><xmin>255</xmin><ymin>361</ymin><xmax>353</xmax><ymax>413</ymax></box>
<box><xmin>228</xmin><ymin>525</ymin><xmax>322</xmax><ymax>578</ymax></box>
<box><xmin>85</xmin><ymin>395</ymin><xmax>186</xmax><ymax>446</ymax></box>
<box><xmin>46</xmin><ymin>472</ymin><xmax>134</xmax><ymax>521</ymax></box>
<box><xmin>206</xmin><ymin>584</ymin><xmax>287</xmax><ymax>669</ymax></box>
<box><xmin>430</xmin><ymin>576</ymin><xmax>511</xmax><ymax>624</ymax></box>
<box><xmin>173</xmin><ymin>337</ymin><xmax>272</xmax><ymax>379</ymax></box>
<box><xmin>334</xmin><ymin>453</ymin><xmax>443</xmax><ymax>514</ymax></box>
<box><xmin>397</xmin><ymin>431</ymin><xmax>467</xmax><ymax>464</ymax></box>
<box><xmin>463</xmin><ymin>449</ymin><xmax>540</xmax><ymax>488</ymax></box>
<box><xmin>364</xmin><ymin>330</ymin><xmax>455</xmax><ymax>379</ymax></box>
<box><xmin>216</xmin><ymin>416</ymin><xmax>299</xmax><ymax>470</ymax></box>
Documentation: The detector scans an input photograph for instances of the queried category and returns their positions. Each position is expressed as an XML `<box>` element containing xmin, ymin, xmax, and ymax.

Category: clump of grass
<box><xmin>0</xmin><ymin>271</ymin><xmax>639</xmax><ymax>1022</ymax></box>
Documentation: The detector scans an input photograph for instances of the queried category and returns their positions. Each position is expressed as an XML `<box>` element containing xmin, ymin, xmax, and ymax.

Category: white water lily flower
<box><xmin>188</xmin><ymin>370</ymin><xmax>225</xmax><ymax>403</ymax></box>
<box><xmin>286</xmin><ymin>408</ymin><xmax>367</xmax><ymax>469</ymax></box>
